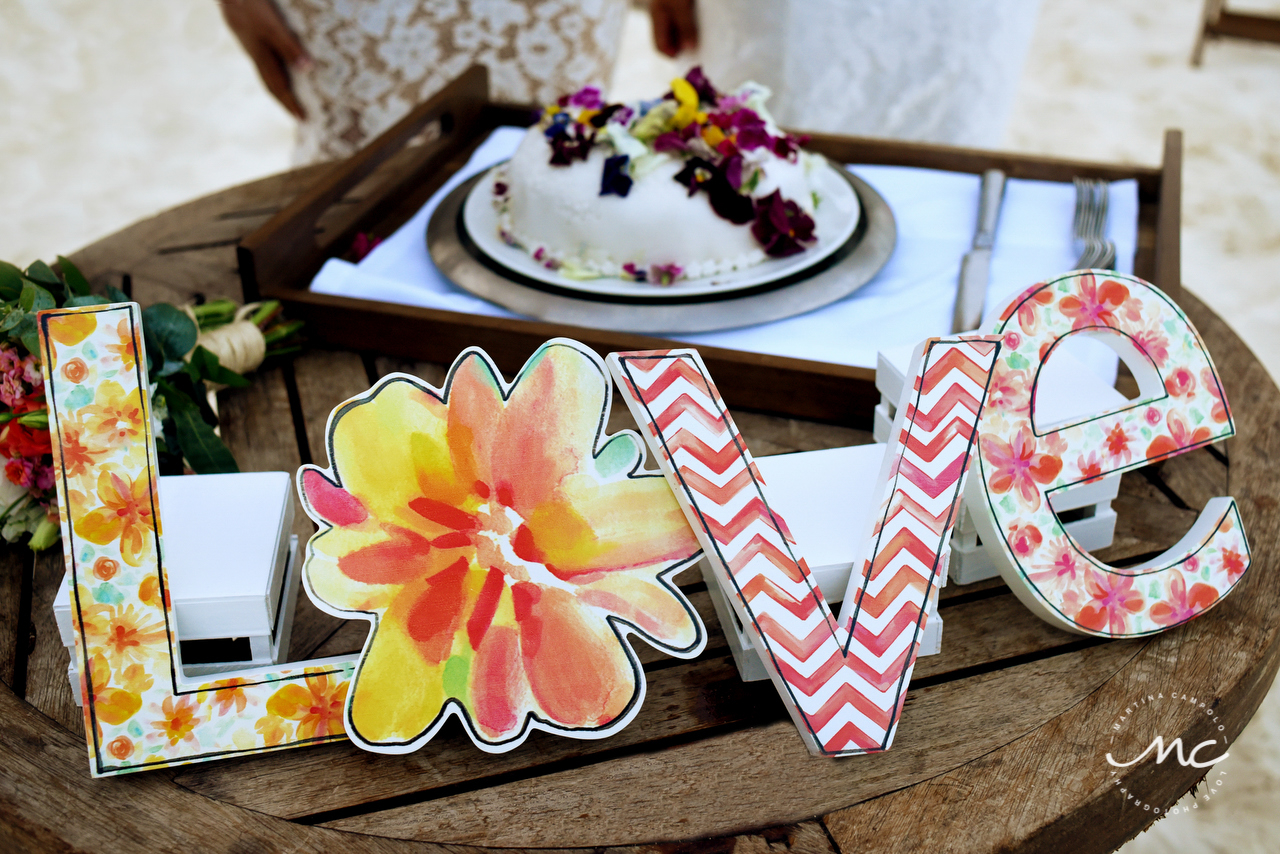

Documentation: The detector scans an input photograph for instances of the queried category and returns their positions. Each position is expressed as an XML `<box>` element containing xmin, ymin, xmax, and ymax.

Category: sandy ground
<box><xmin>1</xmin><ymin>0</ymin><xmax>1278</xmax><ymax>850</ymax></box>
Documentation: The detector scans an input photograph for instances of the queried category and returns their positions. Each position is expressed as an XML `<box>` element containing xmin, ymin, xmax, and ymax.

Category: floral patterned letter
<box><xmin>972</xmin><ymin>271</ymin><xmax>1249</xmax><ymax>637</ymax></box>
<box><xmin>41</xmin><ymin>303</ymin><xmax>356</xmax><ymax>778</ymax></box>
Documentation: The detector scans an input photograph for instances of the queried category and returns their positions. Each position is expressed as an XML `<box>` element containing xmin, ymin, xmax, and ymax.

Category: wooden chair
<box><xmin>1192</xmin><ymin>0</ymin><xmax>1280</xmax><ymax>65</ymax></box>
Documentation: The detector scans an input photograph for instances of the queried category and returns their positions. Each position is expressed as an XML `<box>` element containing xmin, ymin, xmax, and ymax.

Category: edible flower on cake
<box><xmin>492</xmin><ymin>67</ymin><xmax>840</xmax><ymax>286</ymax></box>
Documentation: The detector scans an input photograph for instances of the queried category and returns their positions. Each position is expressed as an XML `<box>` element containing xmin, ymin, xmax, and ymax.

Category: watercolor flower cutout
<box><xmin>297</xmin><ymin>341</ymin><xmax>705</xmax><ymax>753</ymax></box>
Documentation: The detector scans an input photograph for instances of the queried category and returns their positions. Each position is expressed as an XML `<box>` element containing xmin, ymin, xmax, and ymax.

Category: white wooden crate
<box><xmin>874</xmin><ymin>341</ymin><xmax>1125</xmax><ymax>584</ymax></box>
<box><xmin>56</xmin><ymin>472</ymin><xmax>298</xmax><ymax>691</ymax></box>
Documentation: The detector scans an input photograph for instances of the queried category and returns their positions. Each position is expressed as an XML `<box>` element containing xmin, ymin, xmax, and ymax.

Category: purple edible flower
<box><xmin>751</xmin><ymin>190</ymin><xmax>817</xmax><ymax>257</ymax></box>
<box><xmin>548</xmin><ymin>125</ymin><xmax>595</xmax><ymax>165</ymax></box>
<box><xmin>684</xmin><ymin>66</ymin><xmax>720</xmax><ymax>104</ymax></box>
<box><xmin>674</xmin><ymin>157</ymin><xmax>715</xmax><ymax>196</ymax></box>
<box><xmin>568</xmin><ymin>86</ymin><xmax>604</xmax><ymax>109</ymax></box>
<box><xmin>351</xmin><ymin>232</ymin><xmax>382</xmax><ymax>261</ymax></box>
<box><xmin>673</xmin><ymin>157</ymin><xmax>755</xmax><ymax>224</ymax></box>
<box><xmin>588</xmin><ymin>103</ymin><xmax>627</xmax><ymax>128</ymax></box>
<box><xmin>600</xmin><ymin>154</ymin><xmax>633</xmax><ymax>197</ymax></box>
<box><xmin>652</xmin><ymin>130</ymin><xmax>688</xmax><ymax>154</ymax></box>
<box><xmin>723</xmin><ymin>154</ymin><xmax>744</xmax><ymax>190</ymax></box>
<box><xmin>621</xmin><ymin>262</ymin><xmax>647</xmax><ymax>282</ymax></box>
<box><xmin>650</xmin><ymin>263</ymin><xmax>683</xmax><ymax>286</ymax></box>
<box><xmin>736</xmin><ymin>126</ymin><xmax>771</xmax><ymax>152</ymax></box>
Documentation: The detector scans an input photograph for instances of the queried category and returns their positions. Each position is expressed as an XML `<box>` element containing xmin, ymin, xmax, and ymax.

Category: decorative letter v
<box><xmin>609</xmin><ymin>338</ymin><xmax>1000</xmax><ymax>757</ymax></box>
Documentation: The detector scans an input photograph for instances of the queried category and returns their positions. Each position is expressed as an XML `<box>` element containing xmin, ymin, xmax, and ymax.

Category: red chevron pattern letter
<box><xmin>608</xmin><ymin>339</ymin><xmax>1000</xmax><ymax>756</ymax></box>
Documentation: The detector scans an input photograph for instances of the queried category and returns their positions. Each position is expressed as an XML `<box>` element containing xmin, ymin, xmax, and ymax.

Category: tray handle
<box><xmin>238</xmin><ymin>64</ymin><xmax>491</xmax><ymax>301</ymax></box>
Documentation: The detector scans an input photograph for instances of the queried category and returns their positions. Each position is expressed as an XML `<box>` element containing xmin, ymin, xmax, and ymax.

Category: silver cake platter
<box><xmin>426</xmin><ymin>166</ymin><xmax>896</xmax><ymax>334</ymax></box>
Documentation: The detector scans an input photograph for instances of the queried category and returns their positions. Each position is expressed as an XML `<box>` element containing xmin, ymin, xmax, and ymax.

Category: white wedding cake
<box><xmin>491</xmin><ymin>69</ymin><xmax>841</xmax><ymax>285</ymax></box>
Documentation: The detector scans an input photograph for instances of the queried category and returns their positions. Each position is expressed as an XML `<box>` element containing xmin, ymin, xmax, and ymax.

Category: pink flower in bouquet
<box><xmin>0</xmin><ymin>347</ymin><xmax>42</xmax><ymax>408</ymax></box>
<box><xmin>4</xmin><ymin>456</ymin><xmax>54</xmax><ymax>491</ymax></box>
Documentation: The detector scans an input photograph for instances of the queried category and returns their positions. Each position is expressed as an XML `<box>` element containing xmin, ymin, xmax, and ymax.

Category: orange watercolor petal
<box><xmin>471</xmin><ymin>624</ymin><xmax>523</xmax><ymax>738</ymax></box>
<box><xmin>518</xmin><ymin>584</ymin><xmax>634</xmax><ymax>728</ymax></box>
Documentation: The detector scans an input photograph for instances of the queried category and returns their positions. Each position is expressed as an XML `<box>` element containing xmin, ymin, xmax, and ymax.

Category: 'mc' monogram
<box><xmin>1107</xmin><ymin>737</ymin><xmax>1229</xmax><ymax>769</ymax></box>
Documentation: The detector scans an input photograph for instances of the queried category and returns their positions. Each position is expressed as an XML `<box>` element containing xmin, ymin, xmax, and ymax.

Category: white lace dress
<box><xmin>276</xmin><ymin>0</ymin><xmax>627</xmax><ymax>163</ymax></box>
<box><xmin>695</xmin><ymin>0</ymin><xmax>1042</xmax><ymax>148</ymax></box>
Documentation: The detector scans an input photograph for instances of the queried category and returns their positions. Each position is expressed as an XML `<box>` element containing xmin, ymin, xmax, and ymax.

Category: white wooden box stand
<box><xmin>873</xmin><ymin>342</ymin><xmax>1125</xmax><ymax>584</ymax></box>
<box><xmin>55</xmin><ymin>472</ymin><xmax>300</xmax><ymax>697</ymax></box>
<box><xmin>707</xmin><ymin>445</ymin><xmax>944</xmax><ymax>683</ymax></box>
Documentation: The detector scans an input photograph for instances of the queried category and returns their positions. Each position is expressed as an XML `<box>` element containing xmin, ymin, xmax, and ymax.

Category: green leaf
<box><xmin>105</xmin><ymin>285</ymin><xmax>131</xmax><ymax>304</ymax></box>
<box><xmin>18</xmin><ymin>282</ymin><xmax>55</xmax><ymax>313</ymax></box>
<box><xmin>0</xmin><ymin>307</ymin><xmax>25</xmax><ymax>333</ymax></box>
<box><xmin>28</xmin><ymin>516</ymin><xmax>61</xmax><ymax>551</ymax></box>
<box><xmin>141</xmin><ymin>304</ymin><xmax>198</xmax><ymax>374</ymax></box>
<box><xmin>164</xmin><ymin>389</ymin><xmax>239</xmax><ymax>474</ymax></box>
<box><xmin>15</xmin><ymin>314</ymin><xmax>39</xmax><ymax>355</ymax></box>
<box><xmin>56</xmin><ymin>256</ymin><xmax>91</xmax><ymax>297</ymax></box>
<box><xmin>189</xmin><ymin>345</ymin><xmax>250</xmax><ymax>388</ymax></box>
<box><xmin>1006</xmin><ymin>351</ymin><xmax>1029</xmax><ymax>370</ymax></box>
<box><xmin>24</xmin><ymin>260</ymin><xmax>62</xmax><ymax>289</ymax></box>
<box><xmin>64</xmin><ymin>294</ymin><xmax>110</xmax><ymax>307</ymax></box>
<box><xmin>0</xmin><ymin>262</ymin><xmax>25</xmax><ymax>302</ymax></box>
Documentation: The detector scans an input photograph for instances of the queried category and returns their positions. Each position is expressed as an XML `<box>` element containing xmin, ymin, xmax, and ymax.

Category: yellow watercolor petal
<box><xmin>350</xmin><ymin>615</ymin><xmax>447</xmax><ymax>744</ymax></box>
<box><xmin>528</xmin><ymin>473</ymin><xmax>698</xmax><ymax>578</ymax></box>
<box><xmin>330</xmin><ymin>380</ymin><xmax>461</xmax><ymax>526</ymax></box>
<box><xmin>48</xmin><ymin>313</ymin><xmax>98</xmax><ymax>346</ymax></box>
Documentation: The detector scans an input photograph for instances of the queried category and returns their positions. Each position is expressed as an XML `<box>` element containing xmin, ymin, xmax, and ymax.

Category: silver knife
<box><xmin>951</xmin><ymin>169</ymin><xmax>1007</xmax><ymax>333</ymax></box>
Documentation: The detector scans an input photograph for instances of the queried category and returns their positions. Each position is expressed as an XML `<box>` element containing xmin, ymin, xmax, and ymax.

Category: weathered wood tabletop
<box><xmin>2</xmin><ymin>168</ymin><xmax>1278</xmax><ymax>854</ymax></box>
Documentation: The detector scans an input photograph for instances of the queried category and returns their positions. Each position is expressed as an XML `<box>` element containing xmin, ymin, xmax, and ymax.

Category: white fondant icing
<box><xmin>497</xmin><ymin>99</ymin><xmax>830</xmax><ymax>282</ymax></box>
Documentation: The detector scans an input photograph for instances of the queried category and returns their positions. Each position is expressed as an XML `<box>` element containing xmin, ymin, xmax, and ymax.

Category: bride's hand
<box><xmin>219</xmin><ymin>0</ymin><xmax>312</xmax><ymax>120</ymax></box>
<box><xmin>650</xmin><ymin>0</ymin><xmax>698</xmax><ymax>58</ymax></box>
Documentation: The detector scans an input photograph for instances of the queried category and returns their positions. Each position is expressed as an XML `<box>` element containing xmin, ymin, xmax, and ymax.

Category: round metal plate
<box><xmin>426</xmin><ymin>166</ymin><xmax>896</xmax><ymax>334</ymax></box>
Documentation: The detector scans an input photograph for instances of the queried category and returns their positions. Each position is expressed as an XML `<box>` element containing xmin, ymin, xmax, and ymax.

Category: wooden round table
<box><xmin>3</xmin><ymin>170</ymin><xmax>1278</xmax><ymax>854</ymax></box>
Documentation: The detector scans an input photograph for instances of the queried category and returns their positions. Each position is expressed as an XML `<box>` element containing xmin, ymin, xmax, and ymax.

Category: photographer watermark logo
<box><xmin>1105</xmin><ymin>690</ymin><xmax>1231</xmax><ymax>815</ymax></box>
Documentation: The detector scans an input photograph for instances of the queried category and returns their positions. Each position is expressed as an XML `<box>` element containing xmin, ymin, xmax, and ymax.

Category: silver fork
<box><xmin>1072</xmin><ymin>178</ymin><xmax>1116</xmax><ymax>269</ymax></box>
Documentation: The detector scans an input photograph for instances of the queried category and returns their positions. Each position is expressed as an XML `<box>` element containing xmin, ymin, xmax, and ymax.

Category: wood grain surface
<box><xmin>0</xmin><ymin>152</ymin><xmax>1269</xmax><ymax>854</ymax></box>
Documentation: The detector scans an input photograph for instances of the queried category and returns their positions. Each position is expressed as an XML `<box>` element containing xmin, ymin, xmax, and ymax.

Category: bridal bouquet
<box><xmin>0</xmin><ymin>257</ymin><xmax>301</xmax><ymax>550</ymax></box>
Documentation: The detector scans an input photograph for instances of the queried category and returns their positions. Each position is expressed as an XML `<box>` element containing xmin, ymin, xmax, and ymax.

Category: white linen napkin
<box><xmin>310</xmin><ymin>127</ymin><xmax>1138</xmax><ymax>373</ymax></box>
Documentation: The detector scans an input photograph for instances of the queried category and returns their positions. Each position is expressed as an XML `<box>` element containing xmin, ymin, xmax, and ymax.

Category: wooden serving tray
<box><xmin>237</xmin><ymin>66</ymin><xmax>1183</xmax><ymax>429</ymax></box>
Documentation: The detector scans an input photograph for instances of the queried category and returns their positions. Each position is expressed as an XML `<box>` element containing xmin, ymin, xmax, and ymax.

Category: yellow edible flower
<box><xmin>671</xmin><ymin>78</ymin><xmax>706</xmax><ymax>129</ymax></box>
